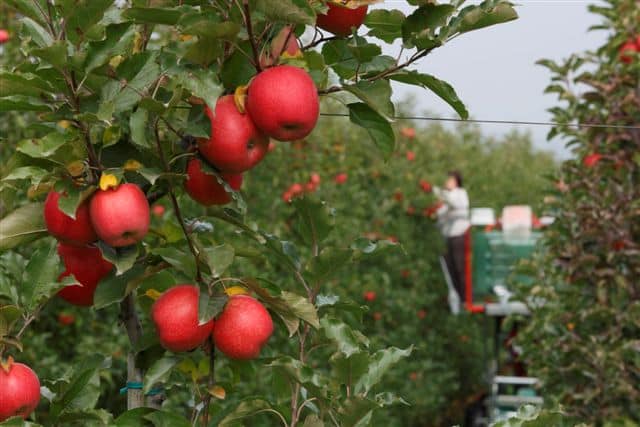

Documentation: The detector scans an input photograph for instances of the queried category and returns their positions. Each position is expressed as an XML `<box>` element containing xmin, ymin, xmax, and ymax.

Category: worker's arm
<box><xmin>437</xmin><ymin>188</ymin><xmax>468</xmax><ymax>211</ymax></box>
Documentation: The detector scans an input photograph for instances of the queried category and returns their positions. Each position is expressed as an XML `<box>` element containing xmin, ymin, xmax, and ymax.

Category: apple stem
<box><xmin>120</xmin><ymin>294</ymin><xmax>145</xmax><ymax>409</ymax></box>
<box><xmin>241</xmin><ymin>0</ymin><xmax>262</xmax><ymax>72</ymax></box>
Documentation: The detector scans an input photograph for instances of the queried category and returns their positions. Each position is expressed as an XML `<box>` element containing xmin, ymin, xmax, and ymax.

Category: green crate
<box><xmin>471</xmin><ymin>230</ymin><xmax>541</xmax><ymax>298</ymax></box>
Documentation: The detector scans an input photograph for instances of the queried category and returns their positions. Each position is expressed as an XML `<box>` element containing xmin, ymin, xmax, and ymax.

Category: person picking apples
<box><xmin>433</xmin><ymin>171</ymin><xmax>470</xmax><ymax>301</ymax></box>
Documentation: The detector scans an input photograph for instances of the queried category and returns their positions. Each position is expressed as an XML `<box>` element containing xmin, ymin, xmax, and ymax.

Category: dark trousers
<box><xmin>445</xmin><ymin>235</ymin><xmax>466</xmax><ymax>302</ymax></box>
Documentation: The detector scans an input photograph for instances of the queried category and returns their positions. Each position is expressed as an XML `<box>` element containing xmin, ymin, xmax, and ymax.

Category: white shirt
<box><xmin>434</xmin><ymin>186</ymin><xmax>470</xmax><ymax>237</ymax></box>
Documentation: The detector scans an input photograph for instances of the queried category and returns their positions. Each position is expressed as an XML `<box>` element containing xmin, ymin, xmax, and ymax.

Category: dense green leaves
<box><xmin>365</xmin><ymin>9</ymin><xmax>406</xmax><ymax>43</ymax></box>
<box><xmin>0</xmin><ymin>204</ymin><xmax>46</xmax><ymax>251</ymax></box>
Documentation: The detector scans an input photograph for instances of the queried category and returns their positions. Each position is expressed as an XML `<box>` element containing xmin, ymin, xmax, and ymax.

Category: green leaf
<box><xmin>218</xmin><ymin>399</ymin><xmax>281</xmax><ymax>427</ymax></box>
<box><xmin>17</xmin><ymin>132</ymin><xmax>68</xmax><ymax>159</ymax></box>
<box><xmin>151</xmin><ymin>246</ymin><xmax>197</xmax><ymax>278</ymax></box>
<box><xmin>198</xmin><ymin>292</ymin><xmax>228</xmax><ymax>325</ymax></box>
<box><xmin>280</xmin><ymin>291</ymin><xmax>320</xmax><ymax>329</ymax></box>
<box><xmin>64</xmin><ymin>0</ymin><xmax>112</xmax><ymax>45</ymax></box>
<box><xmin>50</xmin><ymin>354</ymin><xmax>110</xmax><ymax>418</ymax></box>
<box><xmin>450</xmin><ymin>1</ymin><xmax>518</xmax><ymax>36</ymax></box>
<box><xmin>267</xmin><ymin>356</ymin><xmax>328</xmax><ymax>399</ymax></box>
<box><xmin>0</xmin><ymin>73</ymin><xmax>54</xmax><ymax>98</ymax></box>
<box><xmin>389</xmin><ymin>71</ymin><xmax>469</xmax><ymax>120</ymax></box>
<box><xmin>2</xmin><ymin>167</ymin><xmax>50</xmax><ymax>186</ymax></box>
<box><xmin>143</xmin><ymin>356</ymin><xmax>178</xmax><ymax>394</ymax></box>
<box><xmin>97</xmin><ymin>242</ymin><xmax>139</xmax><ymax>276</ymax></box>
<box><xmin>307</xmin><ymin>248</ymin><xmax>354</xmax><ymax>284</ymax></box>
<box><xmin>201</xmin><ymin>244</ymin><xmax>234</xmax><ymax>278</ymax></box>
<box><xmin>172</xmin><ymin>69</ymin><xmax>223</xmax><ymax>114</ymax></box>
<box><xmin>255</xmin><ymin>0</ymin><xmax>315</xmax><ymax>25</ymax></box>
<box><xmin>21</xmin><ymin>16</ymin><xmax>54</xmax><ymax>47</ymax></box>
<box><xmin>262</xmin><ymin>234</ymin><xmax>302</xmax><ymax>272</ymax></box>
<box><xmin>178</xmin><ymin>13</ymin><xmax>241</xmax><ymax>39</ymax></box>
<box><xmin>144</xmin><ymin>411</ymin><xmax>191</xmax><ymax>427</ymax></box>
<box><xmin>401</xmin><ymin>4</ymin><xmax>454</xmax><ymax>49</ymax></box>
<box><xmin>347</xmin><ymin>103</ymin><xmax>395</xmax><ymax>158</ymax></box>
<box><xmin>5</xmin><ymin>0</ymin><xmax>48</xmax><ymax>25</ymax></box>
<box><xmin>129</xmin><ymin>108</ymin><xmax>150</xmax><ymax>149</ymax></box>
<box><xmin>31</xmin><ymin>41</ymin><xmax>68</xmax><ymax>69</ymax></box>
<box><xmin>291</xmin><ymin>197</ymin><xmax>333</xmax><ymax>246</ymax></box>
<box><xmin>344</xmin><ymin>79</ymin><xmax>394</xmax><ymax>121</ymax></box>
<box><xmin>346</xmin><ymin>36</ymin><xmax>381</xmax><ymax>64</ymax></box>
<box><xmin>353</xmin><ymin>346</ymin><xmax>412</xmax><ymax>394</ymax></box>
<box><xmin>0</xmin><ymin>96</ymin><xmax>52</xmax><ymax>112</ymax></box>
<box><xmin>22</xmin><ymin>241</ymin><xmax>60</xmax><ymax>309</ymax></box>
<box><xmin>365</xmin><ymin>9</ymin><xmax>405</xmax><ymax>43</ymax></box>
<box><xmin>114</xmin><ymin>408</ymin><xmax>155</xmax><ymax>426</ymax></box>
<box><xmin>0</xmin><ymin>203</ymin><xmax>47</xmax><ymax>251</ymax></box>
<box><xmin>92</xmin><ymin>265</ymin><xmax>144</xmax><ymax>309</ymax></box>
<box><xmin>84</xmin><ymin>23</ymin><xmax>136</xmax><ymax>73</ymax></box>
<box><xmin>321</xmin><ymin>316</ymin><xmax>369</xmax><ymax>357</ymax></box>
<box><xmin>123</xmin><ymin>8</ymin><xmax>183</xmax><ymax>25</ymax></box>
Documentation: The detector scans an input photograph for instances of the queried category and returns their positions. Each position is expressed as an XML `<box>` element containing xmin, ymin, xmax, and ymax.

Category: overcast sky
<box><xmin>373</xmin><ymin>1</ymin><xmax>608</xmax><ymax>158</ymax></box>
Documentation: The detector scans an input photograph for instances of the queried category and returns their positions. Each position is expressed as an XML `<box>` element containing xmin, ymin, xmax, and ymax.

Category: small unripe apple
<box><xmin>57</xmin><ymin>243</ymin><xmax>113</xmax><ymax>306</ymax></box>
<box><xmin>0</xmin><ymin>359</ymin><xmax>40</xmax><ymax>422</ymax></box>
<box><xmin>246</xmin><ymin>65</ymin><xmax>319</xmax><ymax>141</ymax></box>
<box><xmin>89</xmin><ymin>183</ymin><xmax>150</xmax><ymax>247</ymax></box>
<box><xmin>185</xmin><ymin>158</ymin><xmax>243</xmax><ymax>206</ymax></box>
<box><xmin>152</xmin><ymin>285</ymin><xmax>214</xmax><ymax>352</ymax></box>
<box><xmin>198</xmin><ymin>95</ymin><xmax>269</xmax><ymax>173</ymax></box>
<box><xmin>316</xmin><ymin>3</ymin><xmax>368</xmax><ymax>37</ymax></box>
<box><xmin>213</xmin><ymin>295</ymin><xmax>273</xmax><ymax>360</ymax></box>
<box><xmin>44</xmin><ymin>191</ymin><xmax>98</xmax><ymax>246</ymax></box>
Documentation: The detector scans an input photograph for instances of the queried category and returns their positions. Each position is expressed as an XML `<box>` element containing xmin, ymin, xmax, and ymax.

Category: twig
<box><xmin>242</xmin><ymin>0</ymin><xmax>262</xmax><ymax>72</ymax></box>
<box><xmin>302</xmin><ymin>35</ymin><xmax>337</xmax><ymax>50</ymax></box>
<box><xmin>200</xmin><ymin>342</ymin><xmax>216</xmax><ymax>426</ymax></box>
<box><xmin>154</xmin><ymin>119</ymin><xmax>203</xmax><ymax>283</ymax></box>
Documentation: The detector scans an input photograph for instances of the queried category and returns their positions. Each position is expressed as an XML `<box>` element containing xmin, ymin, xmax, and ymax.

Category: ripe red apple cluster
<box><xmin>619</xmin><ymin>36</ymin><xmax>640</xmax><ymax>64</ymax></box>
<box><xmin>281</xmin><ymin>172</ymin><xmax>321</xmax><ymax>202</ymax></box>
<box><xmin>152</xmin><ymin>287</ymin><xmax>273</xmax><ymax>360</ymax></box>
<box><xmin>44</xmin><ymin>184</ymin><xmax>150</xmax><ymax>305</ymax></box>
<box><xmin>188</xmin><ymin>65</ymin><xmax>320</xmax><ymax>207</ymax></box>
<box><xmin>0</xmin><ymin>358</ymin><xmax>40</xmax><ymax>422</ymax></box>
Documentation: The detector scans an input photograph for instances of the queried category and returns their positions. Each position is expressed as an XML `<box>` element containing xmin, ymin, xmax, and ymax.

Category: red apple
<box><xmin>57</xmin><ymin>243</ymin><xmax>113</xmax><ymax>306</ymax></box>
<box><xmin>259</xmin><ymin>26</ymin><xmax>301</xmax><ymax>68</ymax></box>
<box><xmin>310</xmin><ymin>173</ymin><xmax>321</xmax><ymax>185</ymax></box>
<box><xmin>289</xmin><ymin>183</ymin><xmax>304</xmax><ymax>195</ymax></box>
<box><xmin>246</xmin><ymin>65</ymin><xmax>319</xmax><ymax>141</ymax></box>
<box><xmin>393</xmin><ymin>191</ymin><xmax>403</xmax><ymax>202</ymax></box>
<box><xmin>334</xmin><ymin>173</ymin><xmax>348</xmax><ymax>184</ymax></box>
<box><xmin>151</xmin><ymin>204</ymin><xmax>165</xmax><ymax>217</ymax></box>
<box><xmin>406</xmin><ymin>206</ymin><xmax>416</xmax><ymax>216</ymax></box>
<box><xmin>89</xmin><ymin>183</ymin><xmax>150</xmax><ymax>247</ymax></box>
<box><xmin>419</xmin><ymin>180</ymin><xmax>432</xmax><ymax>193</ymax></box>
<box><xmin>0</xmin><ymin>30</ymin><xmax>9</xmax><ymax>44</ymax></box>
<box><xmin>152</xmin><ymin>285</ymin><xmax>215</xmax><ymax>352</ymax></box>
<box><xmin>305</xmin><ymin>182</ymin><xmax>316</xmax><ymax>193</ymax></box>
<box><xmin>268</xmin><ymin>141</ymin><xmax>277</xmax><ymax>152</ymax></box>
<box><xmin>184</xmin><ymin>158</ymin><xmax>243</xmax><ymax>206</ymax></box>
<box><xmin>417</xmin><ymin>309</ymin><xmax>427</xmax><ymax>319</ymax></box>
<box><xmin>282</xmin><ymin>191</ymin><xmax>293</xmax><ymax>203</ymax></box>
<box><xmin>406</xmin><ymin>151</ymin><xmax>416</xmax><ymax>161</ymax></box>
<box><xmin>44</xmin><ymin>191</ymin><xmax>98</xmax><ymax>246</ymax></box>
<box><xmin>363</xmin><ymin>291</ymin><xmax>376</xmax><ymax>302</ymax></box>
<box><xmin>583</xmin><ymin>153</ymin><xmax>602</xmax><ymax>168</ymax></box>
<box><xmin>0</xmin><ymin>359</ymin><xmax>40</xmax><ymax>422</ymax></box>
<box><xmin>619</xmin><ymin>39</ymin><xmax>639</xmax><ymax>64</ymax></box>
<box><xmin>198</xmin><ymin>95</ymin><xmax>269</xmax><ymax>173</ymax></box>
<box><xmin>400</xmin><ymin>127</ymin><xmax>416</xmax><ymax>139</ymax></box>
<box><xmin>213</xmin><ymin>295</ymin><xmax>273</xmax><ymax>360</ymax></box>
<box><xmin>316</xmin><ymin>3</ymin><xmax>368</xmax><ymax>37</ymax></box>
<box><xmin>373</xmin><ymin>312</ymin><xmax>382</xmax><ymax>321</ymax></box>
<box><xmin>57</xmin><ymin>313</ymin><xmax>75</xmax><ymax>326</ymax></box>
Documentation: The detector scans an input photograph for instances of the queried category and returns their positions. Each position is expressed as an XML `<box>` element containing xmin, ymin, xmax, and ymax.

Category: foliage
<box><xmin>516</xmin><ymin>0</ymin><xmax>640</xmax><ymax>424</ymax></box>
<box><xmin>0</xmin><ymin>1</ymin><xmax>551</xmax><ymax>426</ymax></box>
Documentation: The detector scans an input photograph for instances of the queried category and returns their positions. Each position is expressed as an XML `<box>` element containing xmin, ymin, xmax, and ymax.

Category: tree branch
<box><xmin>200</xmin><ymin>341</ymin><xmax>216</xmax><ymax>426</ymax></box>
<box><xmin>120</xmin><ymin>294</ymin><xmax>144</xmax><ymax>409</ymax></box>
<box><xmin>242</xmin><ymin>0</ymin><xmax>262</xmax><ymax>72</ymax></box>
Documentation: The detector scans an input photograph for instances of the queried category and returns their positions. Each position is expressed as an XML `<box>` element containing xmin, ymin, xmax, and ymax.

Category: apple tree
<box><xmin>515</xmin><ymin>0</ymin><xmax>639</xmax><ymax>423</ymax></box>
<box><xmin>0</xmin><ymin>0</ymin><xmax>518</xmax><ymax>425</ymax></box>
